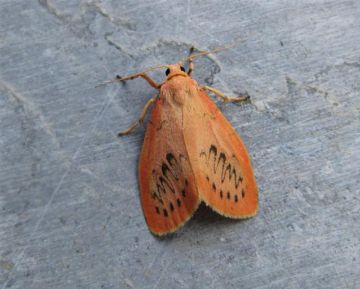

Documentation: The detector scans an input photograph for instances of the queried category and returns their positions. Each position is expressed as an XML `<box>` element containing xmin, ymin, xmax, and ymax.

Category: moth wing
<box><xmin>184</xmin><ymin>88</ymin><xmax>258</xmax><ymax>218</ymax></box>
<box><xmin>139</xmin><ymin>98</ymin><xmax>200</xmax><ymax>236</ymax></box>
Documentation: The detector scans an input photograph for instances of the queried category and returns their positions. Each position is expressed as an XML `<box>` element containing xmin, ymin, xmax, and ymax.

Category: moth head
<box><xmin>164</xmin><ymin>64</ymin><xmax>187</xmax><ymax>80</ymax></box>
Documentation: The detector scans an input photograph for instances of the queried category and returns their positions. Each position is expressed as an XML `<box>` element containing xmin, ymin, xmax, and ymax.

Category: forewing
<box><xmin>139</xmin><ymin>98</ymin><xmax>200</xmax><ymax>236</ymax></box>
<box><xmin>184</xmin><ymin>89</ymin><xmax>258</xmax><ymax>218</ymax></box>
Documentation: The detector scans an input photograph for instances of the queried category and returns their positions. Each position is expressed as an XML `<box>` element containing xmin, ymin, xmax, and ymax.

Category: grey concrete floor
<box><xmin>1</xmin><ymin>1</ymin><xmax>360</xmax><ymax>288</ymax></box>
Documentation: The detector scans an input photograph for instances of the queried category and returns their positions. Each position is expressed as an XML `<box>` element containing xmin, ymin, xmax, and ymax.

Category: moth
<box><xmin>104</xmin><ymin>46</ymin><xmax>258</xmax><ymax>236</ymax></box>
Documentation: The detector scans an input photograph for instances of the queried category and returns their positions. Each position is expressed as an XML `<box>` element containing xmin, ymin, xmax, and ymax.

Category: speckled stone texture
<box><xmin>1</xmin><ymin>1</ymin><xmax>360</xmax><ymax>288</ymax></box>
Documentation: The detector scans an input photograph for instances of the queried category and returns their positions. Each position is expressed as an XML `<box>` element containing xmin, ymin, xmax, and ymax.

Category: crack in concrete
<box><xmin>104</xmin><ymin>32</ymin><xmax>136</xmax><ymax>59</ymax></box>
<box><xmin>38</xmin><ymin>0</ymin><xmax>139</xmax><ymax>38</ymax></box>
<box><xmin>286</xmin><ymin>76</ymin><xmax>339</xmax><ymax>108</ymax></box>
<box><xmin>38</xmin><ymin>0</ymin><xmax>69</xmax><ymax>22</ymax></box>
<box><xmin>305</xmin><ymin>84</ymin><xmax>339</xmax><ymax>107</ymax></box>
<box><xmin>90</xmin><ymin>1</ymin><xmax>137</xmax><ymax>31</ymax></box>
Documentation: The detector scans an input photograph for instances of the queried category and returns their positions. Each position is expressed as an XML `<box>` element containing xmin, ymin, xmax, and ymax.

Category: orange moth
<box><xmin>104</xmin><ymin>45</ymin><xmax>258</xmax><ymax>236</ymax></box>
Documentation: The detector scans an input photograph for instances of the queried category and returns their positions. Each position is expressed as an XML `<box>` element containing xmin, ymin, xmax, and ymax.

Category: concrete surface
<box><xmin>1</xmin><ymin>1</ymin><xmax>360</xmax><ymax>288</ymax></box>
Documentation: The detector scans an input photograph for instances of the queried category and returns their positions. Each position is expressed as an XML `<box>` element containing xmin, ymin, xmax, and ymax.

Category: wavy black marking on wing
<box><xmin>151</xmin><ymin>153</ymin><xmax>188</xmax><ymax>215</ymax></box>
<box><xmin>200</xmin><ymin>144</ymin><xmax>243</xmax><ymax>190</ymax></box>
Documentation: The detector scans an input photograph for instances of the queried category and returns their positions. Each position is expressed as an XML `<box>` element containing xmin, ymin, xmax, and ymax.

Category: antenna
<box><xmin>178</xmin><ymin>39</ymin><xmax>244</xmax><ymax>65</ymax></box>
<box><xmin>96</xmin><ymin>65</ymin><xmax>169</xmax><ymax>88</ymax></box>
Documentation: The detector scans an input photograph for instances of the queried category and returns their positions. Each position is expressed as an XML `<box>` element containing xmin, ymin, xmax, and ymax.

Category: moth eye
<box><xmin>165</xmin><ymin>68</ymin><xmax>170</xmax><ymax>76</ymax></box>
<box><xmin>180</xmin><ymin>66</ymin><xmax>186</xmax><ymax>72</ymax></box>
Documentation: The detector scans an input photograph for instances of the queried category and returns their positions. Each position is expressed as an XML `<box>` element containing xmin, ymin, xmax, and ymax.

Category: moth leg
<box><xmin>117</xmin><ymin>73</ymin><xmax>161</xmax><ymax>89</ymax></box>
<box><xmin>202</xmin><ymin>86</ymin><xmax>249</xmax><ymax>102</ymax></box>
<box><xmin>118</xmin><ymin>97</ymin><xmax>156</xmax><ymax>136</ymax></box>
<box><xmin>187</xmin><ymin>46</ymin><xmax>195</xmax><ymax>76</ymax></box>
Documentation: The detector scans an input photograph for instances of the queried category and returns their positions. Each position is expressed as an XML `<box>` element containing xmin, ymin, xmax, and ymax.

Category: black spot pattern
<box><xmin>150</xmin><ymin>152</ymin><xmax>189</xmax><ymax>218</ymax></box>
<box><xmin>200</xmin><ymin>144</ymin><xmax>247</xmax><ymax>205</ymax></box>
<box><xmin>212</xmin><ymin>183</ymin><xmax>216</xmax><ymax>191</ymax></box>
<box><xmin>200</xmin><ymin>145</ymin><xmax>243</xmax><ymax>189</ymax></box>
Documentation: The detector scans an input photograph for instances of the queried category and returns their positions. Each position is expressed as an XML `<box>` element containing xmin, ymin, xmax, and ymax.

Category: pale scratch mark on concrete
<box><xmin>1</xmin><ymin>86</ymin><xmax>115</xmax><ymax>289</ymax></box>
<box><xmin>145</xmin><ymin>244</ymin><xmax>172</xmax><ymax>289</ymax></box>
<box><xmin>152</xmin><ymin>259</ymin><xmax>170</xmax><ymax>289</ymax></box>
<box><xmin>79</xmin><ymin>165</ymin><xmax>122</xmax><ymax>193</ymax></box>
<box><xmin>146</xmin><ymin>251</ymin><xmax>163</xmax><ymax>275</ymax></box>
<box><xmin>187</xmin><ymin>0</ymin><xmax>191</xmax><ymax>26</ymax></box>
<box><xmin>0</xmin><ymin>79</ymin><xmax>60</xmax><ymax>147</ymax></box>
<box><xmin>124</xmin><ymin>278</ymin><xmax>136</xmax><ymax>289</ymax></box>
